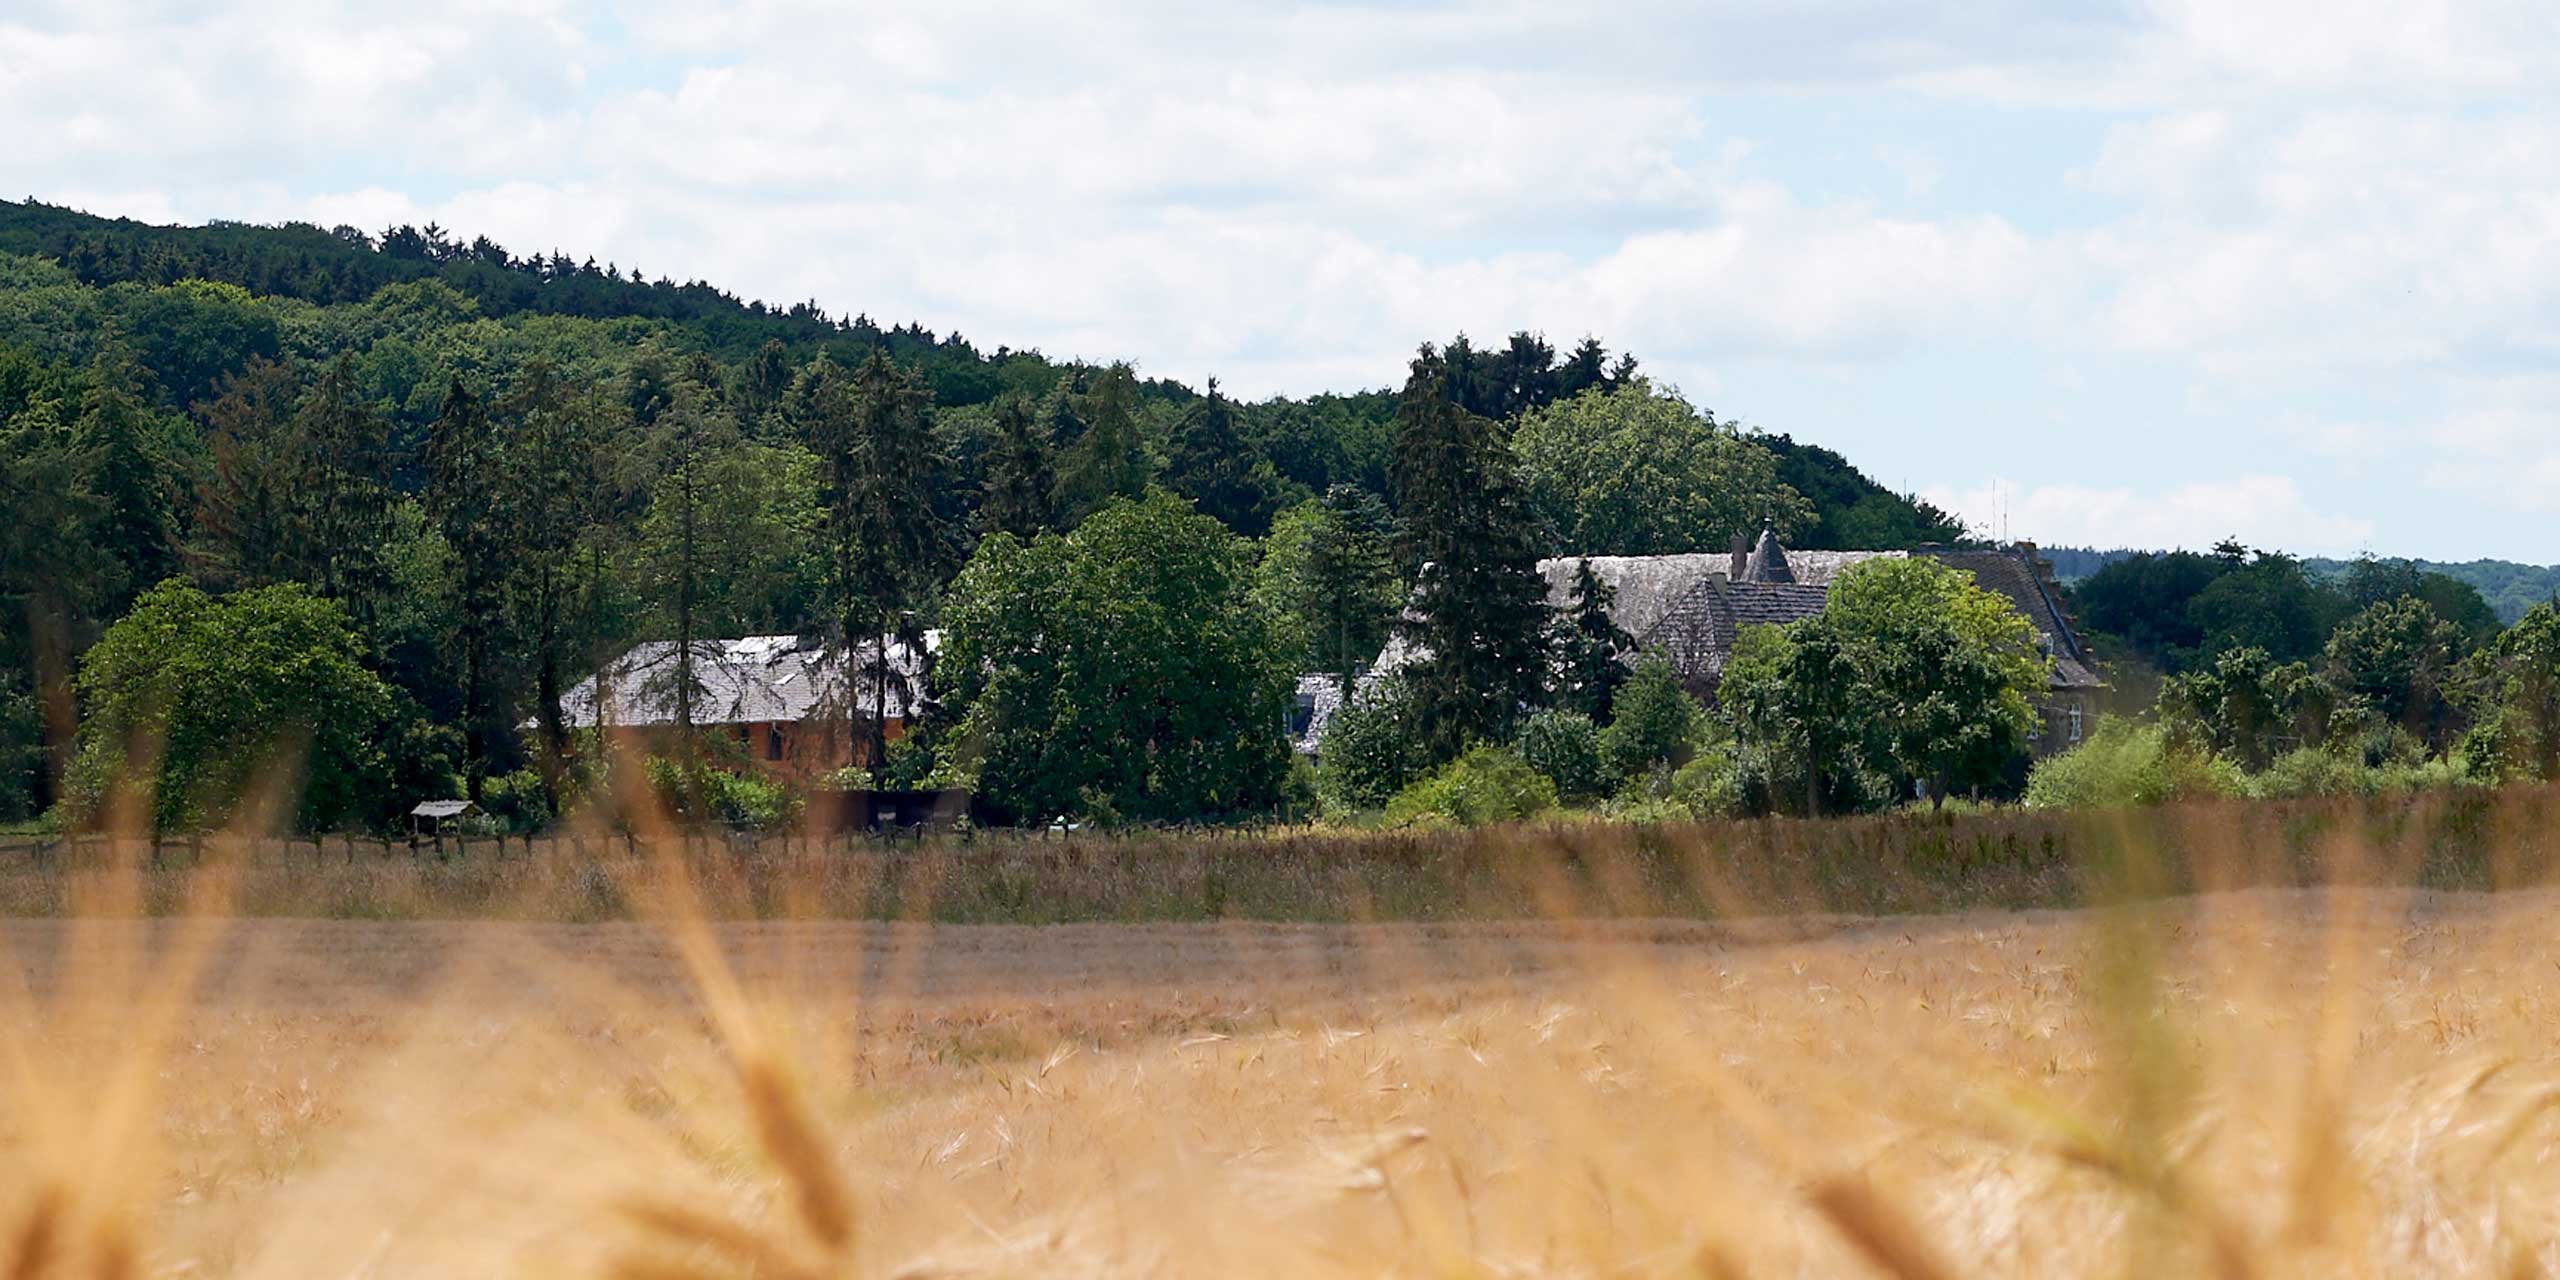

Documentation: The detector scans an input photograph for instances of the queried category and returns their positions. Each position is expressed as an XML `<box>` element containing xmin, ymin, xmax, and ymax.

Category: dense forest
<box><xmin>0</xmin><ymin>200</ymin><xmax>1967</xmax><ymax>827</ymax></box>
<box><xmin>2047</xmin><ymin>545</ymin><xmax>2558</xmax><ymax>625</ymax></box>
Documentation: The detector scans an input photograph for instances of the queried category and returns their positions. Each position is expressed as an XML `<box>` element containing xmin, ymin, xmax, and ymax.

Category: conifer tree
<box><xmin>74</xmin><ymin>343</ymin><xmax>186</xmax><ymax>609</ymax></box>
<box><xmin>637</xmin><ymin>379</ymin><xmax>736</xmax><ymax>768</ymax></box>
<box><xmin>501</xmin><ymin>361</ymin><xmax>610</xmax><ymax>796</ymax></box>
<box><xmin>1302</xmin><ymin>483</ymin><xmax>1400</xmax><ymax>695</ymax></box>
<box><xmin>1388</xmin><ymin>345</ymin><xmax>1551</xmax><ymax>758</ymax></box>
<box><xmin>1055</xmin><ymin>362</ymin><xmax>1150</xmax><ymax>523</ymax></box>
<box><xmin>288</xmin><ymin>353</ymin><xmax>395</xmax><ymax>625</ymax></box>
<box><xmin>1165</xmin><ymin>378</ymin><xmax>1279</xmax><ymax>535</ymax></box>
<box><xmin>795</xmin><ymin>352</ymin><xmax>946</xmax><ymax>770</ymax></box>
<box><xmin>1551</xmin><ymin>558</ymin><xmax>1633</xmax><ymax>720</ymax></box>
<box><xmin>422</xmin><ymin>378</ymin><xmax>509</xmax><ymax>796</ymax></box>
<box><xmin>979</xmin><ymin>395</ymin><xmax>1056</xmax><ymax>539</ymax></box>
<box><xmin>191</xmin><ymin>357</ymin><xmax>302</xmax><ymax>592</ymax></box>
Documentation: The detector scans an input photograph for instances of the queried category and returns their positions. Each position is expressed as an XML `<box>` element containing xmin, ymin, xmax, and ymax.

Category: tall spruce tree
<box><xmin>288</xmin><ymin>353</ymin><xmax>395</xmax><ymax>626</ymax></box>
<box><xmin>1302</xmin><ymin>483</ymin><xmax>1400</xmax><ymax>694</ymax></box>
<box><xmin>637</xmin><ymin>378</ymin><xmax>739</xmax><ymax>769</ymax></box>
<box><xmin>501</xmin><ymin>361</ymin><xmax>608</xmax><ymax>798</ymax></box>
<box><xmin>75</xmin><ymin>343</ymin><xmax>186</xmax><ymax>610</ymax></box>
<box><xmin>422</xmin><ymin>378</ymin><xmax>511</xmax><ymax>797</ymax></box>
<box><xmin>1551</xmin><ymin>559</ymin><xmax>1634</xmax><ymax>720</ymax></box>
<box><xmin>1055</xmin><ymin>362</ymin><xmax>1150</xmax><ymax>523</ymax></box>
<box><xmin>191</xmin><ymin>358</ymin><xmax>304</xmax><ymax>592</ymax></box>
<box><xmin>796</xmin><ymin>351</ymin><xmax>945</xmax><ymax>770</ymax></box>
<box><xmin>979</xmin><ymin>394</ymin><xmax>1056</xmax><ymax>539</ymax></box>
<box><xmin>1166</xmin><ymin>379</ymin><xmax>1278</xmax><ymax>535</ymax></box>
<box><xmin>1387</xmin><ymin>345</ymin><xmax>1551</xmax><ymax>757</ymax></box>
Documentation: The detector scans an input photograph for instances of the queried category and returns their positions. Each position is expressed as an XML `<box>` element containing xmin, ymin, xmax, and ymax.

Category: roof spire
<box><xmin>1745</xmin><ymin>522</ymin><xmax>1793</xmax><ymax>584</ymax></box>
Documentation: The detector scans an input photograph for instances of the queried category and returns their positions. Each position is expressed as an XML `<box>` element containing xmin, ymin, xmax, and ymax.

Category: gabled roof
<box><xmin>548</xmin><ymin>633</ymin><xmax>939</xmax><ymax>730</ymax></box>
<box><xmin>410</xmin><ymin>799</ymin><xmax>478</xmax><ymax>819</ymax></box>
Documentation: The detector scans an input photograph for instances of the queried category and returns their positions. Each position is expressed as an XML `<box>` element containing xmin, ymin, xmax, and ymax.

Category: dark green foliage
<box><xmin>61</xmin><ymin>581</ymin><xmax>419</xmax><ymax>832</ymax></box>
<box><xmin>2070</xmin><ymin>550</ymin><xmax>2227</xmax><ymax>671</ymax></box>
<box><xmin>2072</xmin><ymin>542</ymin><xmax>2348</xmax><ymax>674</ymax></box>
<box><xmin>795</xmin><ymin>351</ymin><xmax>948</xmax><ymax>767</ymax></box>
<box><xmin>2307</xmin><ymin>555</ymin><xmax>2560</xmax><ymax>626</ymax></box>
<box><xmin>1054</xmin><ymin>363</ymin><xmax>1152</xmax><ymax>522</ymax></box>
<box><xmin>1598</xmin><ymin>654</ymin><xmax>1704</xmax><ymax>782</ymax></box>
<box><xmin>1388</xmin><ymin>345</ymin><xmax>1551</xmax><ymax>758</ymax></box>
<box><xmin>422</xmin><ymin>379</ymin><xmax>510</xmax><ymax>795</ymax></box>
<box><xmin>119</xmin><ymin>278</ymin><xmax>281</xmax><ymax>411</ymax></box>
<box><xmin>2462</xmin><ymin>602</ymin><xmax>2560</xmax><ymax>781</ymax></box>
<box><xmin>1300</xmin><ymin>484</ymin><xmax>1402</xmax><ymax>692</ymax></box>
<box><xmin>1164</xmin><ymin>380</ymin><xmax>1282</xmax><ymax>535</ymax></box>
<box><xmin>2324</xmin><ymin>597</ymin><xmax>2464</xmax><ymax>750</ymax></box>
<box><xmin>1314</xmin><ymin>676</ymin><xmax>1429</xmax><ymax>813</ymax></box>
<box><xmin>1514</xmin><ymin>708</ymin><xmax>1609</xmax><ymax>803</ymax></box>
<box><xmin>978</xmin><ymin>395</ymin><xmax>1057</xmax><ymax>539</ymax></box>
<box><xmin>74</xmin><ymin>345</ymin><xmax>190</xmax><ymax>611</ymax></box>
<box><xmin>2336</xmin><ymin>556</ymin><xmax>2503</xmax><ymax>646</ymax></box>
<box><xmin>2188</xmin><ymin>544</ymin><xmax>2347</xmax><ymax>666</ymax></box>
<box><xmin>1550</xmin><ymin>559</ymin><xmax>1633</xmax><ymax>721</ymax></box>
<box><xmin>937</xmin><ymin>491</ymin><xmax>1294</xmax><ymax>824</ymax></box>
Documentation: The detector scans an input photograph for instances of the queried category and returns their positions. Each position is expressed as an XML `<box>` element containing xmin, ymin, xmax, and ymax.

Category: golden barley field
<box><xmin>6</xmin><ymin>817</ymin><xmax>2560</xmax><ymax>1277</ymax></box>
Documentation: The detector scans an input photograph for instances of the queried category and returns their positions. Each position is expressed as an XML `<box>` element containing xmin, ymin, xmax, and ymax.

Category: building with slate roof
<box><xmin>546</xmin><ymin>633</ymin><xmax>936</xmax><ymax>774</ymax></box>
<box><xmin>1316</xmin><ymin>530</ymin><xmax>2104</xmax><ymax>761</ymax></box>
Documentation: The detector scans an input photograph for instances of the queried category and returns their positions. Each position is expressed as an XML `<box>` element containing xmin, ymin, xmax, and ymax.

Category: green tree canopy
<box><xmin>1512</xmin><ymin>380</ymin><xmax>1810</xmax><ymax>555</ymax></box>
<box><xmin>937</xmin><ymin>490</ymin><xmax>1294</xmax><ymax>824</ymax></box>
<box><xmin>63</xmin><ymin>580</ymin><xmax>413</xmax><ymax>832</ymax></box>
<box><xmin>1723</xmin><ymin>558</ymin><xmax>2046</xmax><ymax>813</ymax></box>
<box><xmin>2462</xmin><ymin>602</ymin><xmax>2560</xmax><ymax>781</ymax></box>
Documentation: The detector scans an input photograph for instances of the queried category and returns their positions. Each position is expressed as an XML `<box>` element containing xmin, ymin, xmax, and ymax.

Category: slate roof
<box><xmin>1334</xmin><ymin>540</ymin><xmax>2102</xmax><ymax>753</ymax></box>
<box><xmin>550</xmin><ymin>633</ymin><xmax>938</xmax><ymax>729</ymax></box>
<box><xmin>1908</xmin><ymin>547</ymin><xmax>2106</xmax><ymax>690</ymax></box>
<box><xmin>1654</xmin><ymin>579</ymin><xmax>1834</xmax><ymax>683</ymax></box>
<box><xmin>1533</xmin><ymin>554</ymin><xmax>1734</xmax><ymax>639</ymax></box>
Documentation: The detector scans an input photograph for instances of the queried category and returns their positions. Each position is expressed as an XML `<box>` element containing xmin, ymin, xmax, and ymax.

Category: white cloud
<box><xmin>6</xmin><ymin>0</ymin><xmax>2559</xmax><ymax>557</ymax></box>
<box><xmin>1921</xmin><ymin>476</ymin><xmax>2378</xmax><ymax>555</ymax></box>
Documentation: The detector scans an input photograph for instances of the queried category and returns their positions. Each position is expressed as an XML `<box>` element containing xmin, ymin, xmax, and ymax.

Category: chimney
<box><xmin>1729</xmin><ymin>532</ymin><xmax>1749</xmax><ymax>581</ymax></box>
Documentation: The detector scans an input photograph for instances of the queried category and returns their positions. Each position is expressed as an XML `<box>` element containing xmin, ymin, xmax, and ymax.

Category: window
<box><xmin>766</xmin><ymin>725</ymin><xmax>786</xmax><ymax>761</ymax></box>
<box><xmin>2068</xmin><ymin>706</ymin><xmax>2084</xmax><ymax>743</ymax></box>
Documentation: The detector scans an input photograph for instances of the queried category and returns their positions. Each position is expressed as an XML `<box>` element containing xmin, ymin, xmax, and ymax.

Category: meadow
<box><xmin>6</xmin><ymin>790</ymin><xmax>2560</xmax><ymax>1276</ymax></box>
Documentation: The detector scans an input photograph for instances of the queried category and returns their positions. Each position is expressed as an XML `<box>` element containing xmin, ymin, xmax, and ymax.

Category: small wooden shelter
<box><xmin>408</xmin><ymin>799</ymin><xmax>481</xmax><ymax>838</ymax></box>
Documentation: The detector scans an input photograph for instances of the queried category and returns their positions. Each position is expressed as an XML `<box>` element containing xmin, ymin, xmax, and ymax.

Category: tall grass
<box><xmin>6</xmin><ymin>770</ymin><xmax>2560</xmax><ymax>1274</ymax></box>
<box><xmin>3</xmin><ymin>783</ymin><xmax>2555</xmax><ymax>923</ymax></box>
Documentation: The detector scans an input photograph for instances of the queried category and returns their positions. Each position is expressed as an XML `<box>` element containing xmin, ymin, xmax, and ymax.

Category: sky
<box><xmin>5</xmin><ymin>0</ymin><xmax>2556</xmax><ymax>562</ymax></box>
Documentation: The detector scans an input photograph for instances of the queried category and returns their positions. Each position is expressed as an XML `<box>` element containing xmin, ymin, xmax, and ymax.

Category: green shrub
<box><xmin>644</xmin><ymin>757</ymin><xmax>802</xmax><ymax>831</ymax></box>
<box><xmin>1383</xmin><ymin>745</ymin><xmax>1557</xmax><ymax>828</ymax></box>
<box><xmin>1665</xmin><ymin>749</ymin><xmax>1744</xmax><ymax>819</ymax></box>
<box><xmin>1599</xmin><ymin>655</ymin><xmax>1704</xmax><ymax>780</ymax></box>
<box><xmin>1515</xmin><ymin>709</ymin><xmax>1609</xmax><ymax>803</ymax></box>
<box><xmin>2021</xmin><ymin>720</ymin><xmax>2242</xmax><ymax>810</ymax></box>
<box><xmin>2248</xmin><ymin>748</ymin><xmax>2371</xmax><ymax>800</ymax></box>
<box><xmin>479</xmin><ymin>769</ymin><xmax>555</xmax><ymax>833</ymax></box>
<box><xmin>1316</xmin><ymin>677</ymin><xmax>1428</xmax><ymax>813</ymax></box>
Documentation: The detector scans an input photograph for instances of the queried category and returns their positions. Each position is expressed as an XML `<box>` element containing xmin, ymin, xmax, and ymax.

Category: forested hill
<box><xmin>0</xmin><ymin>197</ymin><xmax>1952</xmax><ymax>539</ymax></box>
